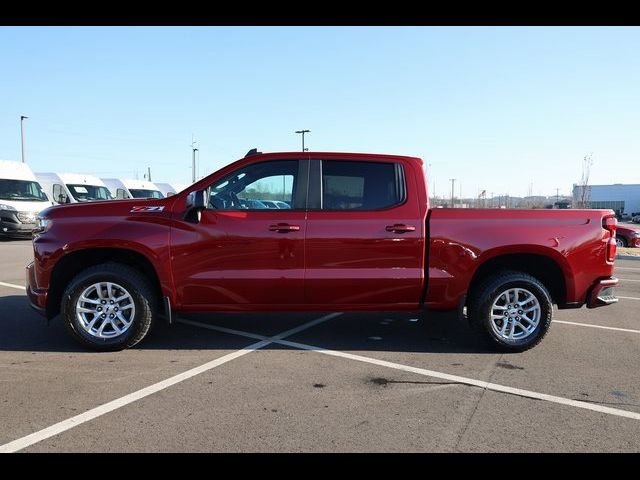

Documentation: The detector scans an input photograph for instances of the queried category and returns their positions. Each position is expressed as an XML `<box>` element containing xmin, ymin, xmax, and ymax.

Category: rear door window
<box><xmin>321</xmin><ymin>160</ymin><xmax>404</xmax><ymax>210</ymax></box>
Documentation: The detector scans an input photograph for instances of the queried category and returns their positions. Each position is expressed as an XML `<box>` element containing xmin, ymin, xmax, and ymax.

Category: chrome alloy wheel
<box><xmin>490</xmin><ymin>287</ymin><xmax>541</xmax><ymax>343</ymax></box>
<box><xmin>75</xmin><ymin>282</ymin><xmax>136</xmax><ymax>339</ymax></box>
<box><xmin>615</xmin><ymin>237</ymin><xmax>625</xmax><ymax>247</ymax></box>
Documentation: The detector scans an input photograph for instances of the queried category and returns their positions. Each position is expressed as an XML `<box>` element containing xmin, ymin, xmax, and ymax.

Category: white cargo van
<box><xmin>0</xmin><ymin>160</ymin><xmax>53</xmax><ymax>238</ymax></box>
<box><xmin>35</xmin><ymin>172</ymin><xmax>113</xmax><ymax>205</ymax></box>
<box><xmin>154</xmin><ymin>182</ymin><xmax>189</xmax><ymax>197</ymax></box>
<box><xmin>100</xmin><ymin>178</ymin><xmax>164</xmax><ymax>199</ymax></box>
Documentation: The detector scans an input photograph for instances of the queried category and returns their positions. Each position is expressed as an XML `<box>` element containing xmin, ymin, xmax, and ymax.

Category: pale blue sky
<box><xmin>0</xmin><ymin>26</ymin><xmax>638</xmax><ymax>198</ymax></box>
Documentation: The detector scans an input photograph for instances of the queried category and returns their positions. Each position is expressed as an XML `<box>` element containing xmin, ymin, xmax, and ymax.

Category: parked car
<box><xmin>241</xmin><ymin>199</ymin><xmax>269</xmax><ymax>209</ymax></box>
<box><xmin>631</xmin><ymin>212</ymin><xmax>640</xmax><ymax>224</ymax></box>
<box><xmin>258</xmin><ymin>200</ymin><xmax>280</xmax><ymax>209</ymax></box>
<box><xmin>0</xmin><ymin>160</ymin><xmax>52</xmax><ymax>238</ymax></box>
<box><xmin>28</xmin><ymin>150</ymin><xmax>620</xmax><ymax>353</ymax></box>
<box><xmin>615</xmin><ymin>224</ymin><xmax>640</xmax><ymax>248</ymax></box>
<box><xmin>241</xmin><ymin>199</ymin><xmax>290</xmax><ymax>209</ymax></box>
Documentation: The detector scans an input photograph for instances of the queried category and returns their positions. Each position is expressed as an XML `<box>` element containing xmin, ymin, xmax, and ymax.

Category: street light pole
<box><xmin>192</xmin><ymin>147</ymin><xmax>199</xmax><ymax>183</ymax></box>
<box><xmin>20</xmin><ymin>115</ymin><xmax>28</xmax><ymax>163</ymax></box>
<box><xmin>295</xmin><ymin>129</ymin><xmax>310</xmax><ymax>152</ymax></box>
<box><xmin>449</xmin><ymin>178</ymin><xmax>456</xmax><ymax>208</ymax></box>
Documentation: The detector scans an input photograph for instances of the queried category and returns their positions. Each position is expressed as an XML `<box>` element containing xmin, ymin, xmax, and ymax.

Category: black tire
<box><xmin>61</xmin><ymin>263</ymin><xmax>157</xmax><ymax>351</ymax></box>
<box><xmin>467</xmin><ymin>270</ymin><xmax>553</xmax><ymax>353</ymax></box>
<box><xmin>616</xmin><ymin>237</ymin><xmax>627</xmax><ymax>248</ymax></box>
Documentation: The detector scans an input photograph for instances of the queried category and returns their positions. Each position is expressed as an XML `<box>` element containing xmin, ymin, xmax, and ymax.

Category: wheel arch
<box><xmin>47</xmin><ymin>247</ymin><xmax>165</xmax><ymax>319</ymax></box>
<box><xmin>467</xmin><ymin>250</ymin><xmax>570</xmax><ymax>306</ymax></box>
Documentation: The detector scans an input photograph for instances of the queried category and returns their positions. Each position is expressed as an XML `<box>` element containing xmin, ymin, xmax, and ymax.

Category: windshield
<box><xmin>129</xmin><ymin>189</ymin><xmax>164</xmax><ymax>199</ymax></box>
<box><xmin>0</xmin><ymin>179</ymin><xmax>49</xmax><ymax>202</ymax></box>
<box><xmin>67</xmin><ymin>184</ymin><xmax>113</xmax><ymax>201</ymax></box>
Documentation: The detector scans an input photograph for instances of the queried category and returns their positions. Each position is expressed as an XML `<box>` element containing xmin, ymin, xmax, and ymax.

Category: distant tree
<box><xmin>577</xmin><ymin>153</ymin><xmax>594</xmax><ymax>208</ymax></box>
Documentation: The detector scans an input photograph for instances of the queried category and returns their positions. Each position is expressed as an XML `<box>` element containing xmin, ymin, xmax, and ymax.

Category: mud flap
<box><xmin>159</xmin><ymin>296</ymin><xmax>173</xmax><ymax>325</ymax></box>
<box><xmin>457</xmin><ymin>294</ymin><xmax>467</xmax><ymax>323</ymax></box>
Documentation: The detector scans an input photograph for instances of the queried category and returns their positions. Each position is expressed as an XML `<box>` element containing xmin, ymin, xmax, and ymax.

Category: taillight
<box><xmin>603</xmin><ymin>215</ymin><xmax>617</xmax><ymax>262</ymax></box>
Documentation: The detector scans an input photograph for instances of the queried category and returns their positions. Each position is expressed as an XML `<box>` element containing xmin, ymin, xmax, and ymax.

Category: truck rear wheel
<box><xmin>61</xmin><ymin>263</ymin><xmax>157</xmax><ymax>351</ymax></box>
<box><xmin>467</xmin><ymin>271</ymin><xmax>552</xmax><ymax>352</ymax></box>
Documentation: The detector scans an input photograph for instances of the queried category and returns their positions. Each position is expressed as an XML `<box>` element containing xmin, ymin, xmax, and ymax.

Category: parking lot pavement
<box><xmin>0</xmin><ymin>239</ymin><xmax>32</xmax><ymax>286</ymax></box>
<box><xmin>1</xmin><ymin>240</ymin><xmax>639</xmax><ymax>452</ymax></box>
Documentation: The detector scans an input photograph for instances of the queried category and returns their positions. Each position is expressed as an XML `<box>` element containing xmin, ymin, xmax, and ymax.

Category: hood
<box><xmin>0</xmin><ymin>198</ymin><xmax>52</xmax><ymax>214</ymax></box>
<box><xmin>618</xmin><ymin>225</ymin><xmax>639</xmax><ymax>234</ymax></box>
<box><xmin>40</xmin><ymin>197</ymin><xmax>174</xmax><ymax>219</ymax></box>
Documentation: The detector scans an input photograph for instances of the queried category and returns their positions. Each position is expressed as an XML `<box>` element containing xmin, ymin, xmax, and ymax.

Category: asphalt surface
<box><xmin>0</xmin><ymin>238</ymin><xmax>639</xmax><ymax>452</ymax></box>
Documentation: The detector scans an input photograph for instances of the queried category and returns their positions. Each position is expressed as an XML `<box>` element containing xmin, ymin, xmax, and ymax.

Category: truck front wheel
<box><xmin>61</xmin><ymin>263</ymin><xmax>157</xmax><ymax>351</ymax></box>
<box><xmin>467</xmin><ymin>271</ymin><xmax>553</xmax><ymax>352</ymax></box>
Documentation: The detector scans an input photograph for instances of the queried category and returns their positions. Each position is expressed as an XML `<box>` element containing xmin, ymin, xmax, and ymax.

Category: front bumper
<box><xmin>0</xmin><ymin>213</ymin><xmax>35</xmax><ymax>238</ymax></box>
<box><xmin>26</xmin><ymin>261</ymin><xmax>47</xmax><ymax>316</ymax></box>
<box><xmin>586</xmin><ymin>277</ymin><xmax>619</xmax><ymax>308</ymax></box>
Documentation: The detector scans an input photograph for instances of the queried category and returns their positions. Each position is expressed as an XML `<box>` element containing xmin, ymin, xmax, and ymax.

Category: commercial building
<box><xmin>573</xmin><ymin>184</ymin><xmax>640</xmax><ymax>215</ymax></box>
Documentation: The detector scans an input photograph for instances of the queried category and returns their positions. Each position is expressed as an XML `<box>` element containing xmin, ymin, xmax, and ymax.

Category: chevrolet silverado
<box><xmin>26</xmin><ymin>151</ymin><xmax>620</xmax><ymax>352</ymax></box>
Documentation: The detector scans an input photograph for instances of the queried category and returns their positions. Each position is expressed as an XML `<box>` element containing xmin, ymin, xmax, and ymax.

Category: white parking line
<box><xmin>0</xmin><ymin>282</ymin><xmax>24</xmax><ymax>291</ymax></box>
<box><xmin>177</xmin><ymin>318</ymin><xmax>640</xmax><ymax>422</ymax></box>
<box><xmin>615</xmin><ymin>267</ymin><xmax>640</xmax><ymax>271</ymax></box>
<box><xmin>0</xmin><ymin>312</ymin><xmax>341</xmax><ymax>453</ymax></box>
<box><xmin>554</xmin><ymin>320</ymin><xmax>640</xmax><ymax>334</ymax></box>
<box><xmin>619</xmin><ymin>296</ymin><xmax>640</xmax><ymax>301</ymax></box>
<box><xmin>618</xmin><ymin>278</ymin><xmax>640</xmax><ymax>282</ymax></box>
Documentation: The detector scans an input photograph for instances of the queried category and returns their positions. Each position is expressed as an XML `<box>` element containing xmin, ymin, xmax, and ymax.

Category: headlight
<box><xmin>0</xmin><ymin>203</ymin><xmax>17</xmax><ymax>211</ymax></box>
<box><xmin>34</xmin><ymin>217</ymin><xmax>52</xmax><ymax>233</ymax></box>
<box><xmin>633</xmin><ymin>232</ymin><xmax>640</xmax><ymax>238</ymax></box>
<box><xmin>17</xmin><ymin>212</ymin><xmax>37</xmax><ymax>224</ymax></box>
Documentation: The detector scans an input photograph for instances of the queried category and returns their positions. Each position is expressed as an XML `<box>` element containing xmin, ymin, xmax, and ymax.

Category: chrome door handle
<box><xmin>385</xmin><ymin>224</ymin><xmax>416</xmax><ymax>233</ymax></box>
<box><xmin>269</xmin><ymin>223</ymin><xmax>300</xmax><ymax>233</ymax></box>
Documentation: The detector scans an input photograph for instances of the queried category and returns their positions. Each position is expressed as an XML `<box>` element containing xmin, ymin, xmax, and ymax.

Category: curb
<box><xmin>616</xmin><ymin>255</ymin><xmax>640</xmax><ymax>261</ymax></box>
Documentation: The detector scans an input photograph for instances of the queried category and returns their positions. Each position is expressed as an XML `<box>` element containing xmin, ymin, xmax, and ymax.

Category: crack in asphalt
<box><xmin>451</xmin><ymin>354</ymin><xmax>504</xmax><ymax>452</ymax></box>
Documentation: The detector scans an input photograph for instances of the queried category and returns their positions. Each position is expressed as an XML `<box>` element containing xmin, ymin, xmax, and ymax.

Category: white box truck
<box><xmin>100</xmin><ymin>178</ymin><xmax>164</xmax><ymax>199</ymax></box>
<box><xmin>35</xmin><ymin>172</ymin><xmax>113</xmax><ymax>204</ymax></box>
<box><xmin>0</xmin><ymin>160</ymin><xmax>53</xmax><ymax>238</ymax></box>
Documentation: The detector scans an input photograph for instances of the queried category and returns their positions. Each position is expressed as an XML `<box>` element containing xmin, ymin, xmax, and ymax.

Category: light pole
<box><xmin>20</xmin><ymin>115</ymin><xmax>28</xmax><ymax>163</ymax></box>
<box><xmin>192</xmin><ymin>147</ymin><xmax>199</xmax><ymax>183</ymax></box>
<box><xmin>295</xmin><ymin>129</ymin><xmax>310</xmax><ymax>152</ymax></box>
<box><xmin>449</xmin><ymin>178</ymin><xmax>456</xmax><ymax>208</ymax></box>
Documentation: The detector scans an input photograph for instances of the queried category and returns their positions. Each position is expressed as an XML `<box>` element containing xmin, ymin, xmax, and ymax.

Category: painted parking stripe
<box><xmin>0</xmin><ymin>313</ymin><xmax>340</xmax><ymax>454</ymax></box>
<box><xmin>276</xmin><ymin>339</ymin><xmax>640</xmax><ymax>421</ymax></box>
<box><xmin>619</xmin><ymin>296</ymin><xmax>640</xmax><ymax>301</ymax></box>
<box><xmin>618</xmin><ymin>278</ymin><xmax>640</xmax><ymax>282</ymax></box>
<box><xmin>0</xmin><ymin>282</ymin><xmax>24</xmax><ymax>291</ymax></box>
<box><xmin>177</xmin><ymin>319</ymin><xmax>640</xmax><ymax>422</ymax></box>
<box><xmin>554</xmin><ymin>320</ymin><xmax>640</xmax><ymax>334</ymax></box>
<box><xmin>615</xmin><ymin>267</ymin><xmax>640</xmax><ymax>271</ymax></box>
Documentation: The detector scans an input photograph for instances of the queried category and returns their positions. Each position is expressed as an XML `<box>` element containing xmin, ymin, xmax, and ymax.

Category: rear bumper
<box><xmin>26</xmin><ymin>261</ymin><xmax>48</xmax><ymax>316</ymax></box>
<box><xmin>586</xmin><ymin>277</ymin><xmax>619</xmax><ymax>308</ymax></box>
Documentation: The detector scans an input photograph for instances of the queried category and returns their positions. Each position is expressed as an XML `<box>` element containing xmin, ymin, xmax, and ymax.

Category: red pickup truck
<box><xmin>26</xmin><ymin>151</ymin><xmax>620</xmax><ymax>352</ymax></box>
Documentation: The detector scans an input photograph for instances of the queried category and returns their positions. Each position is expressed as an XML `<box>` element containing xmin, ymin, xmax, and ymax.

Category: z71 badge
<box><xmin>130</xmin><ymin>206</ymin><xmax>165</xmax><ymax>213</ymax></box>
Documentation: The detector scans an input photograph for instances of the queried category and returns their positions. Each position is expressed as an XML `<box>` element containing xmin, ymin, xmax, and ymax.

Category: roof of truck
<box><xmin>0</xmin><ymin>160</ymin><xmax>38</xmax><ymax>181</ymax></box>
<box><xmin>101</xmin><ymin>178</ymin><xmax>161</xmax><ymax>191</ymax></box>
<box><xmin>36</xmin><ymin>172</ymin><xmax>106</xmax><ymax>186</ymax></box>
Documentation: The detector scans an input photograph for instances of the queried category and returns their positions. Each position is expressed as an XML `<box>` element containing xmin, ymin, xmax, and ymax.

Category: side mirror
<box><xmin>184</xmin><ymin>189</ymin><xmax>207</xmax><ymax>223</ymax></box>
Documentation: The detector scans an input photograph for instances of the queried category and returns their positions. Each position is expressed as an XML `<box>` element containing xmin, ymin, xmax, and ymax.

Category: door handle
<box><xmin>269</xmin><ymin>223</ymin><xmax>301</xmax><ymax>233</ymax></box>
<box><xmin>385</xmin><ymin>224</ymin><xmax>416</xmax><ymax>233</ymax></box>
